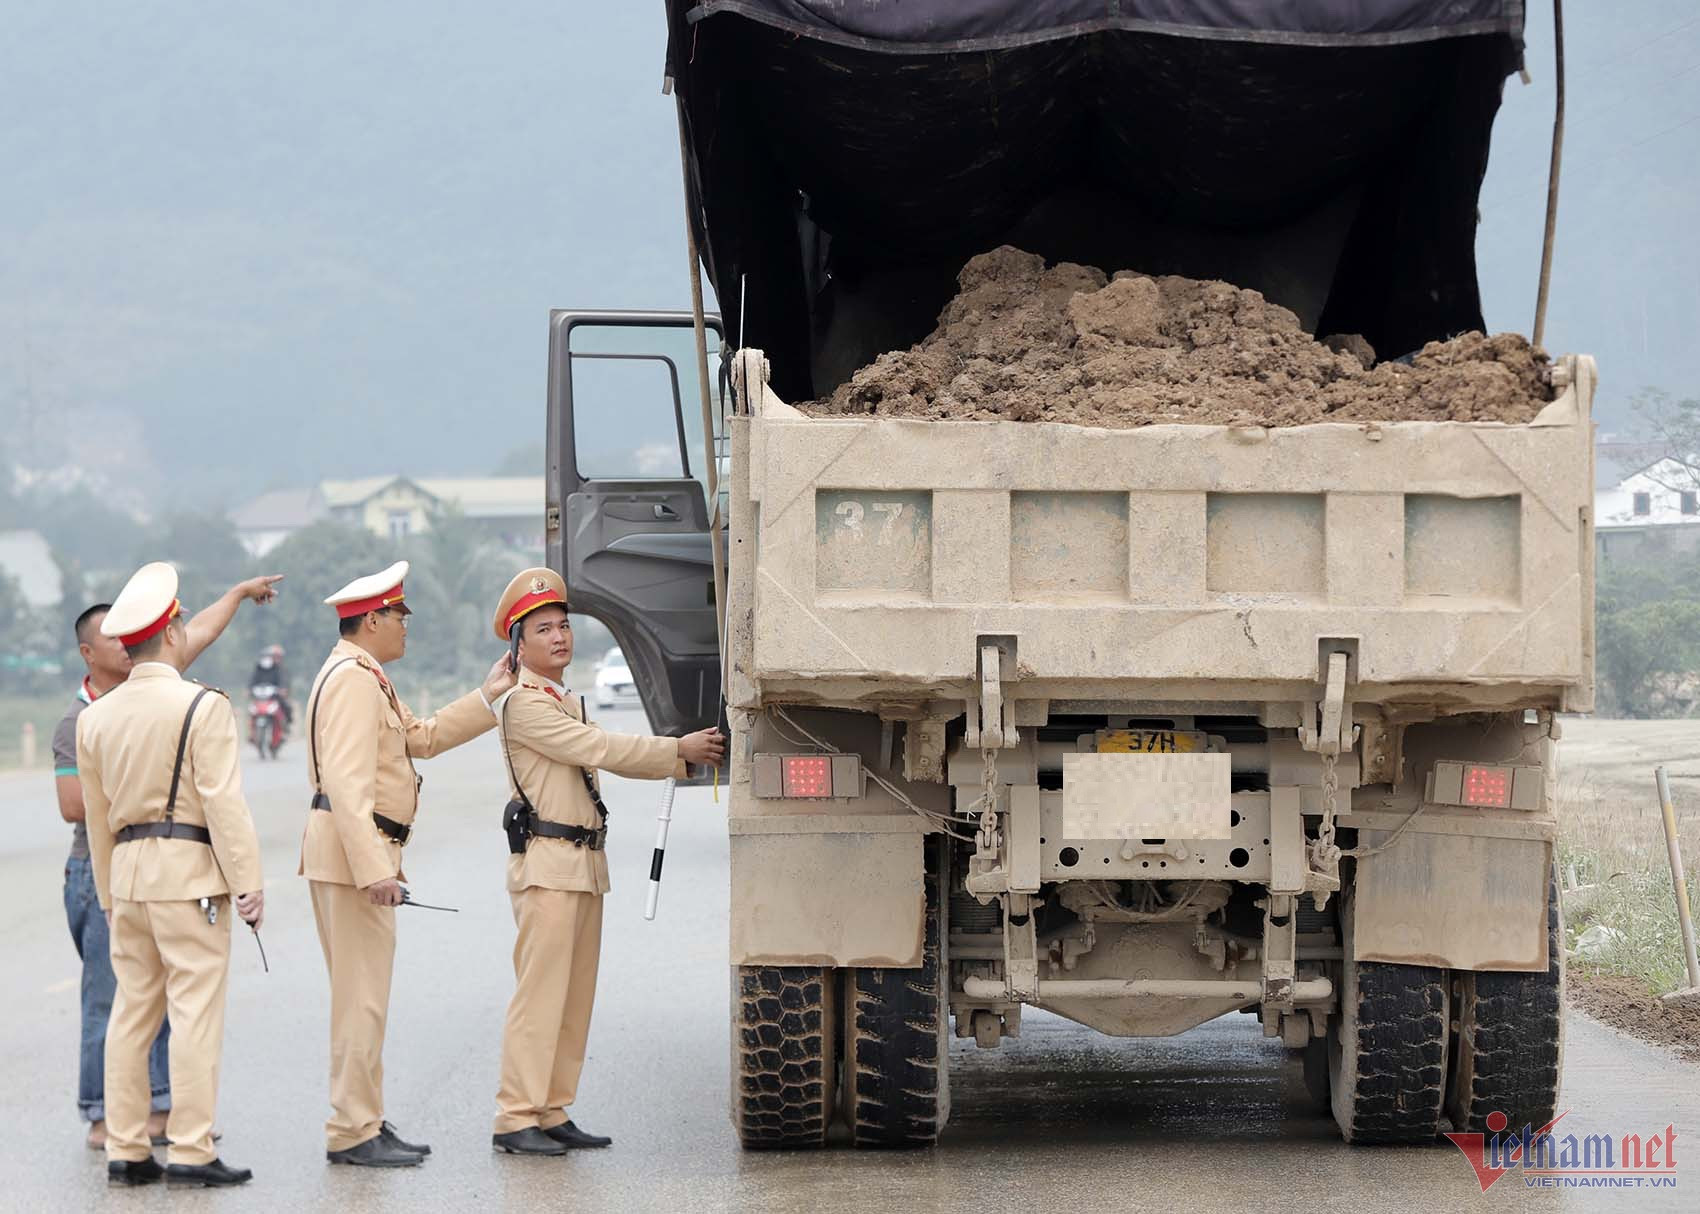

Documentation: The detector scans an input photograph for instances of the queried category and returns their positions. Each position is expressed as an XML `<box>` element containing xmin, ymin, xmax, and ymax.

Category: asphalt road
<box><xmin>1</xmin><ymin>707</ymin><xmax>1695</xmax><ymax>1212</ymax></box>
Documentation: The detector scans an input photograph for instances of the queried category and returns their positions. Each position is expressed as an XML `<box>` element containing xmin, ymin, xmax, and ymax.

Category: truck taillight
<box><xmin>782</xmin><ymin>755</ymin><xmax>832</xmax><ymax>798</ymax></box>
<box><xmin>752</xmin><ymin>752</ymin><xmax>864</xmax><ymax>799</ymax></box>
<box><xmin>1426</xmin><ymin>760</ymin><xmax>1542</xmax><ymax>810</ymax></box>
<box><xmin>1460</xmin><ymin>764</ymin><xmax>1512</xmax><ymax>808</ymax></box>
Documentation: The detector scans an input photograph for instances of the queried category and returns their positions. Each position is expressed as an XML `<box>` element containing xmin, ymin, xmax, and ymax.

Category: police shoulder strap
<box><xmin>308</xmin><ymin>657</ymin><xmax>361</xmax><ymax>798</ymax></box>
<box><xmin>498</xmin><ymin>692</ymin><xmax>533</xmax><ymax>812</ymax></box>
<box><xmin>117</xmin><ymin>687</ymin><xmax>217</xmax><ymax>844</ymax></box>
<box><xmin>577</xmin><ymin>694</ymin><xmax>609</xmax><ymax>825</ymax></box>
<box><xmin>503</xmin><ymin>689</ymin><xmax>606</xmax><ymax>824</ymax></box>
<box><xmin>164</xmin><ymin>686</ymin><xmax>215</xmax><ymax>825</ymax></box>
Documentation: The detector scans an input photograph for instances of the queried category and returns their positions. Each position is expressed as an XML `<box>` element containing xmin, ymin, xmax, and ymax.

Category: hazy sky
<box><xmin>2</xmin><ymin>2</ymin><xmax>1695</xmax><ymax>508</ymax></box>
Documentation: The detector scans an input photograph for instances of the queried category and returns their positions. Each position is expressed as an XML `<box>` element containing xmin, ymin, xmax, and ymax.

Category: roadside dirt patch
<box><xmin>804</xmin><ymin>246</ymin><xmax>1552</xmax><ymax>427</ymax></box>
<box><xmin>1569</xmin><ymin>971</ymin><xmax>1700</xmax><ymax>1062</ymax></box>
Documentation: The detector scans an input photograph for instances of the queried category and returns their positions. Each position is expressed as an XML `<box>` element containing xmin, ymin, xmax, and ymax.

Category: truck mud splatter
<box><xmin>803</xmin><ymin>247</ymin><xmax>1552</xmax><ymax>428</ymax></box>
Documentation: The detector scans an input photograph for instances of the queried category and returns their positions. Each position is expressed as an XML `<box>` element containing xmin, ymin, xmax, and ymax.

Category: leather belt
<box><xmin>523</xmin><ymin>813</ymin><xmax>606</xmax><ymax>851</ymax></box>
<box><xmin>310</xmin><ymin>797</ymin><xmax>413</xmax><ymax>845</ymax></box>
<box><xmin>116</xmin><ymin>822</ymin><xmax>212</xmax><ymax>845</ymax></box>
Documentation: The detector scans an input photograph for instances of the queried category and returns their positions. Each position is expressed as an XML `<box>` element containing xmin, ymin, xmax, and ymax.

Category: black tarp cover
<box><xmin>685</xmin><ymin>0</ymin><xmax>1524</xmax><ymax>50</ymax></box>
<box><xmin>665</xmin><ymin>2</ymin><xmax>1529</xmax><ymax>401</ymax></box>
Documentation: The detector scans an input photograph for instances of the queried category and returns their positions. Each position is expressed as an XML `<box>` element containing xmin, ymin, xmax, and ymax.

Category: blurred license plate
<box><xmin>1096</xmin><ymin>730</ymin><xmax>1207</xmax><ymax>754</ymax></box>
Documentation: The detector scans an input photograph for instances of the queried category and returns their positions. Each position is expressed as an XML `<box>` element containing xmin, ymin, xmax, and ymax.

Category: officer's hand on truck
<box><xmin>678</xmin><ymin>727</ymin><xmax>726</xmax><ymax>770</ymax></box>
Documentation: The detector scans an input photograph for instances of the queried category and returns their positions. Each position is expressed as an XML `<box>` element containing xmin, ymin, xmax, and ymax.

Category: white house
<box><xmin>1595</xmin><ymin>456</ymin><xmax>1700</xmax><ymax>569</ymax></box>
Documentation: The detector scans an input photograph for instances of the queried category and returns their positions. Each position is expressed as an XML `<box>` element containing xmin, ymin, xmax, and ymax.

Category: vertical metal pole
<box><xmin>1654</xmin><ymin>765</ymin><xmax>1700</xmax><ymax>991</ymax></box>
<box><xmin>1532</xmin><ymin>0</ymin><xmax>1565</xmax><ymax>348</ymax></box>
<box><xmin>674</xmin><ymin>96</ymin><xmax>729</xmax><ymax>687</ymax></box>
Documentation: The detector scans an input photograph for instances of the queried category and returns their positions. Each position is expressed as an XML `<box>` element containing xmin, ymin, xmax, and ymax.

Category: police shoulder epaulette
<box><xmin>191</xmin><ymin>680</ymin><xmax>229</xmax><ymax>699</ymax></box>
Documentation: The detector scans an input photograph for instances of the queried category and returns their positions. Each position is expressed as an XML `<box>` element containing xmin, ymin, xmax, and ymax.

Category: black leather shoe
<box><xmin>108</xmin><ymin>1158</ymin><xmax>165</xmax><ymax>1186</ymax></box>
<box><xmin>327</xmin><ymin>1135</ymin><xmax>425</xmax><ymax>1168</ymax></box>
<box><xmin>380</xmin><ymin>1121</ymin><xmax>431</xmax><ymax>1156</ymax></box>
<box><xmin>165</xmin><ymin>1158</ymin><xmax>252</xmax><ymax>1187</ymax></box>
<box><xmin>492</xmin><ymin>1127</ymin><xmax>569</xmax><ymax>1156</ymax></box>
<box><xmin>542</xmin><ymin>1121</ymin><xmax>612</xmax><ymax>1149</ymax></box>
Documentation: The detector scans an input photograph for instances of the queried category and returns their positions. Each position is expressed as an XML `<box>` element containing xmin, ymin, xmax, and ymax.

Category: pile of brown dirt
<box><xmin>1569</xmin><ymin>972</ymin><xmax>1700</xmax><ymax>1062</ymax></box>
<box><xmin>803</xmin><ymin>247</ymin><xmax>1553</xmax><ymax>427</ymax></box>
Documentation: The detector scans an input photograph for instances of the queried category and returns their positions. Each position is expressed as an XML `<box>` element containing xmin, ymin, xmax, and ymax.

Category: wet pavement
<box><xmin>1</xmin><ymin>708</ymin><xmax>1694</xmax><ymax>1212</ymax></box>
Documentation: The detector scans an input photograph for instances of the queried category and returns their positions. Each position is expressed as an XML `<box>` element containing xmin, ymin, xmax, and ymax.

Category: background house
<box><xmin>232</xmin><ymin>475</ymin><xmax>544</xmax><ymax>554</ymax></box>
<box><xmin>1595</xmin><ymin>456</ymin><xmax>1700</xmax><ymax>570</ymax></box>
<box><xmin>230</xmin><ymin>487</ymin><xmax>327</xmax><ymax>557</ymax></box>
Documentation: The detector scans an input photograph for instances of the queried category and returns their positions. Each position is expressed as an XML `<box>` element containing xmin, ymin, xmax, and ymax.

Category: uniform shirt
<box><xmin>298</xmin><ymin>638</ymin><xmax>496</xmax><ymax>889</ymax></box>
<box><xmin>51</xmin><ymin>679</ymin><xmax>97</xmax><ymax>860</ymax></box>
<box><xmin>77</xmin><ymin>663</ymin><xmax>263</xmax><ymax>910</ymax></box>
<box><xmin>498</xmin><ymin>667</ymin><xmax>684</xmax><ymax>895</ymax></box>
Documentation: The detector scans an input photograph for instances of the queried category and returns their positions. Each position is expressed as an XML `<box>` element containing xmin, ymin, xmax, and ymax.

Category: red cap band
<box><xmin>506</xmin><ymin>588</ymin><xmax>567</xmax><ymax>632</ymax></box>
<box><xmin>335</xmin><ymin>584</ymin><xmax>406</xmax><ymax>619</ymax></box>
<box><xmin>119</xmin><ymin>600</ymin><xmax>181</xmax><ymax>647</ymax></box>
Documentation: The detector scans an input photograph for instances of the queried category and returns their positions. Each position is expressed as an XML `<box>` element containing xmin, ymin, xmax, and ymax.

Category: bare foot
<box><xmin>85</xmin><ymin>1120</ymin><xmax>106</xmax><ymax>1150</ymax></box>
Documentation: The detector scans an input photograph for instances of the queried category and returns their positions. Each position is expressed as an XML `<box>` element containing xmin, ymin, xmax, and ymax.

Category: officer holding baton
<box><xmin>488</xmin><ymin>568</ymin><xmax>722</xmax><ymax>1156</ymax></box>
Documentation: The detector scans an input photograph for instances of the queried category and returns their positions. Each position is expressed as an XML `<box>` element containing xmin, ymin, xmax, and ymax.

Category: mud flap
<box><xmin>730</xmin><ymin>822</ymin><xmax>926</xmax><ymax>967</ymax></box>
<box><xmin>1350</xmin><ymin>817</ymin><xmax>1552</xmax><ymax>972</ymax></box>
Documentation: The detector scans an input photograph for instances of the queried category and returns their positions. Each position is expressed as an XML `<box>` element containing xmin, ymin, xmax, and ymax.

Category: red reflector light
<box><xmin>782</xmin><ymin>755</ymin><xmax>833</xmax><ymax>798</ymax></box>
<box><xmin>1461</xmin><ymin>764</ymin><xmax>1511</xmax><ymax>808</ymax></box>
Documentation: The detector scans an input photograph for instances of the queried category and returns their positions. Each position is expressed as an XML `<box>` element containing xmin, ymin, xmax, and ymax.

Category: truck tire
<box><xmin>844</xmin><ymin>839</ymin><xmax>948</xmax><ymax>1148</ymax></box>
<box><xmin>732</xmin><ymin>965</ymin><xmax>838</xmax><ymax>1149</ymax></box>
<box><xmin>1446</xmin><ymin>864</ymin><xmax>1563</xmax><ymax>1133</ymax></box>
<box><xmin>1329</xmin><ymin>894</ymin><xmax>1449</xmax><ymax>1144</ymax></box>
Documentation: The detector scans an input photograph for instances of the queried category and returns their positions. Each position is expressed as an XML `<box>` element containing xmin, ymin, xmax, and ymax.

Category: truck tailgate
<box><xmin>735</xmin><ymin>357</ymin><xmax>1595</xmax><ymax>710</ymax></box>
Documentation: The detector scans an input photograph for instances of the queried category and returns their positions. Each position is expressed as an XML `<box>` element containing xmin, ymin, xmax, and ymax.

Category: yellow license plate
<box><xmin>1096</xmin><ymin>729</ymin><xmax>1208</xmax><ymax>754</ymax></box>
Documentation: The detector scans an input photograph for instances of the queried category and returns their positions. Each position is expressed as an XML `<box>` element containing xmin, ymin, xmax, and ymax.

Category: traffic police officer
<box><xmin>300</xmin><ymin>560</ymin><xmax>514</xmax><ymax>1167</ymax></box>
<box><xmin>79</xmin><ymin>563</ymin><xmax>264</xmax><ymax>1188</ymax></box>
<box><xmin>488</xmin><ymin>568</ymin><xmax>724</xmax><ymax>1155</ymax></box>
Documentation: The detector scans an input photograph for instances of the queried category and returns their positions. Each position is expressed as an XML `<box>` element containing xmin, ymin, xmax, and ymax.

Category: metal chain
<box><xmin>976</xmin><ymin>748</ymin><xmax>1000</xmax><ymax>849</ymax></box>
<box><xmin>1309</xmin><ymin>750</ymin><xmax>1342</xmax><ymax>873</ymax></box>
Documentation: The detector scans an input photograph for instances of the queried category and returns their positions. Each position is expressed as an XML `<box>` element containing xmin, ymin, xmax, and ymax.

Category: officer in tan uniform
<box><xmin>78</xmin><ymin>563</ymin><xmax>264</xmax><ymax>1188</ymax></box>
<box><xmin>300</xmin><ymin>560</ymin><xmax>515</xmax><ymax>1167</ymax></box>
<box><xmin>488</xmin><ymin>568</ymin><xmax>723</xmax><ymax>1155</ymax></box>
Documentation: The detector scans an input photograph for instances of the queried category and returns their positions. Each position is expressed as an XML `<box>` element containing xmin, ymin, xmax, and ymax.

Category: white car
<box><xmin>593</xmin><ymin>647</ymin><xmax>640</xmax><ymax>709</ymax></box>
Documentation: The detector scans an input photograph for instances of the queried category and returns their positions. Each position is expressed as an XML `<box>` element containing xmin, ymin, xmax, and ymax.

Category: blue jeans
<box><xmin>64</xmin><ymin>856</ymin><xmax>170</xmax><ymax>1122</ymax></box>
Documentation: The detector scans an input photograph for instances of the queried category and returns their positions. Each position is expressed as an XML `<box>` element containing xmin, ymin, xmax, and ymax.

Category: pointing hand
<box><xmin>236</xmin><ymin>575</ymin><xmax>284</xmax><ymax>605</ymax></box>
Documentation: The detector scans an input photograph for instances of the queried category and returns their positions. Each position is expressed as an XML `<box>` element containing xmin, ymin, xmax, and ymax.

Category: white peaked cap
<box><xmin>101</xmin><ymin>562</ymin><xmax>181</xmax><ymax>642</ymax></box>
<box><xmin>325</xmin><ymin>560</ymin><xmax>411</xmax><ymax>618</ymax></box>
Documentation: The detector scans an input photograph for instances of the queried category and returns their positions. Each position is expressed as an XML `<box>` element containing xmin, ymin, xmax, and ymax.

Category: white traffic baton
<box><xmin>644</xmin><ymin>777</ymin><xmax>677</xmax><ymax>920</ymax></box>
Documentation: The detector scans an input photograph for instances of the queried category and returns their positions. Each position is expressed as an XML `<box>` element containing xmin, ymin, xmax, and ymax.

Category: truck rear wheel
<box><xmin>1446</xmin><ymin>865</ymin><xmax>1563</xmax><ymax>1133</ymax></box>
<box><xmin>1329</xmin><ymin>894</ymin><xmax>1449</xmax><ymax>1144</ymax></box>
<box><xmin>731</xmin><ymin>965</ymin><xmax>838</xmax><ymax>1149</ymax></box>
<box><xmin>844</xmin><ymin>839</ymin><xmax>948</xmax><ymax>1148</ymax></box>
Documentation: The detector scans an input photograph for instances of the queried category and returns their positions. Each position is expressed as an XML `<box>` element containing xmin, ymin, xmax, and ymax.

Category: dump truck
<box><xmin>546</xmin><ymin>2</ymin><xmax>1592</xmax><ymax>1149</ymax></box>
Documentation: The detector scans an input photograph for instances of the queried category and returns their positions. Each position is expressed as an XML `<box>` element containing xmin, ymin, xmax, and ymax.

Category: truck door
<box><xmin>545</xmin><ymin>310</ymin><xmax>723</xmax><ymax>737</ymax></box>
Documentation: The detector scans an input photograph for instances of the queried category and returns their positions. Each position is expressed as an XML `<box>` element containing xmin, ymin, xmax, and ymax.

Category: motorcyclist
<box><xmin>249</xmin><ymin>644</ymin><xmax>294</xmax><ymax>731</ymax></box>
